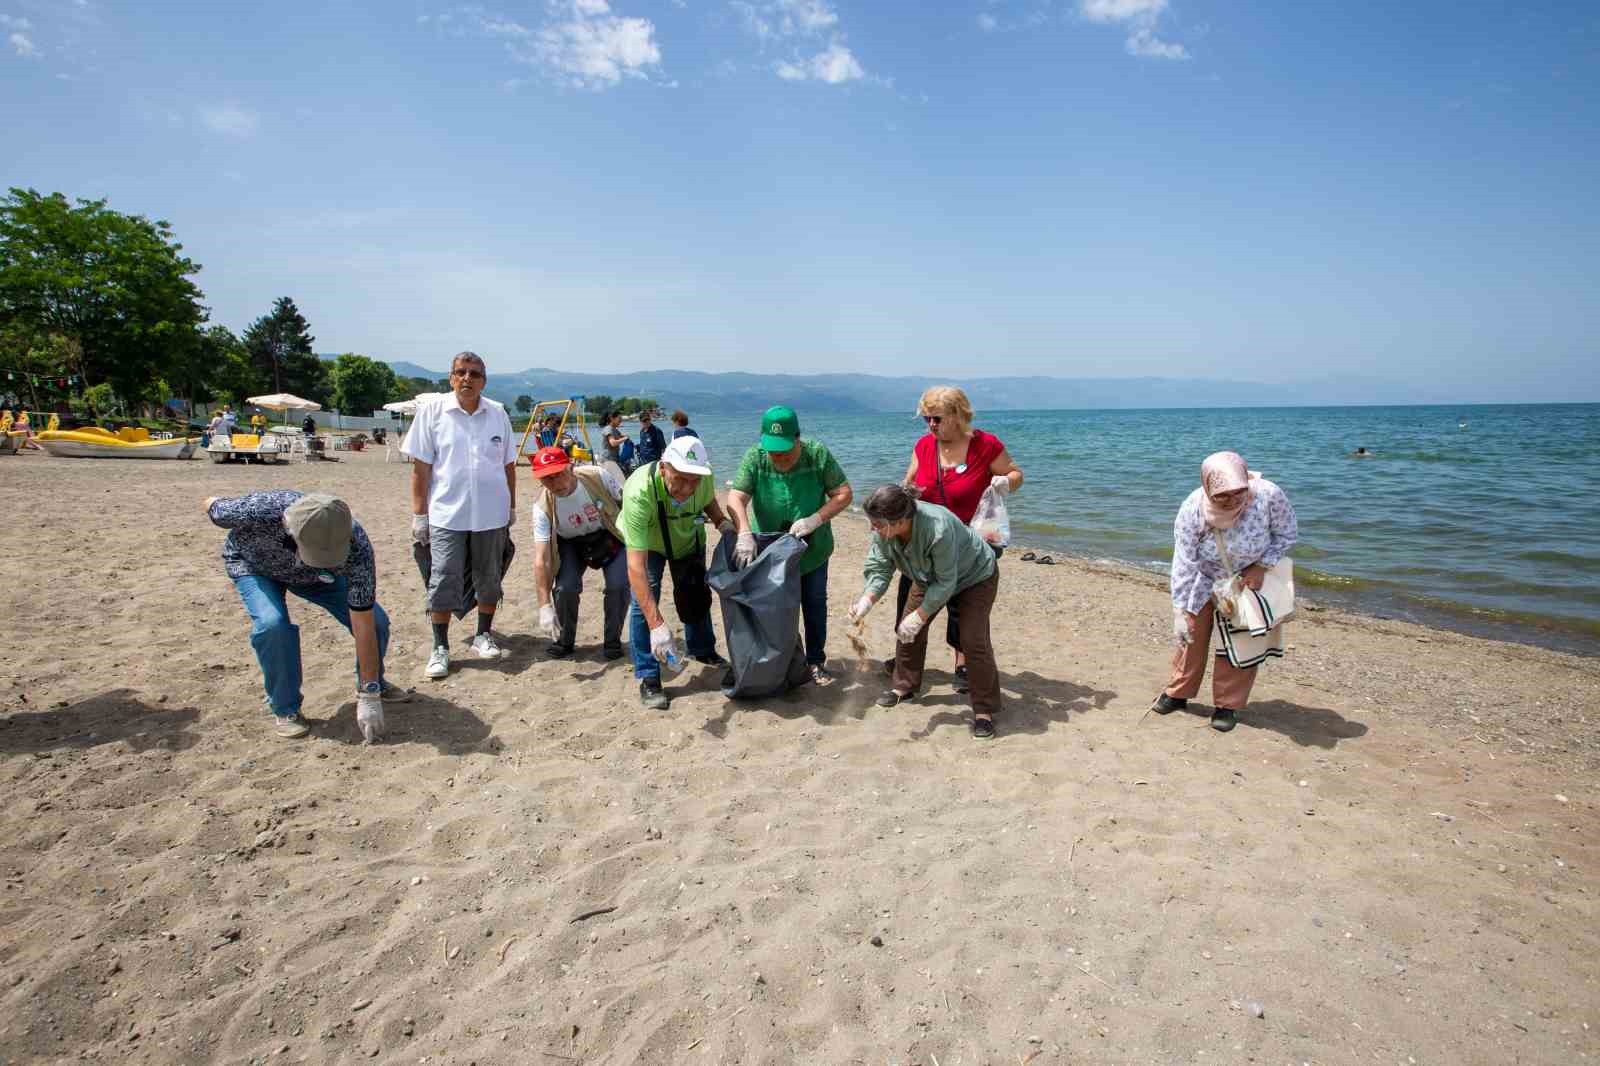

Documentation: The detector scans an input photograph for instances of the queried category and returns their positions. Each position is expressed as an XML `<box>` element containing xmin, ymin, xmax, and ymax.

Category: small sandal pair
<box><xmin>1019</xmin><ymin>552</ymin><xmax>1054</xmax><ymax>565</ymax></box>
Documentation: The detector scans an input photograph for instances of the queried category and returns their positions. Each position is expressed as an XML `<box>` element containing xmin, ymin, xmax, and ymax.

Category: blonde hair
<box><xmin>916</xmin><ymin>385</ymin><xmax>973</xmax><ymax>434</ymax></box>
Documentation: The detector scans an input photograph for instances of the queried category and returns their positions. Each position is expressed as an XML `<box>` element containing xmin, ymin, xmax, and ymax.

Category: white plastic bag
<box><xmin>970</xmin><ymin>487</ymin><xmax>1011</xmax><ymax>548</ymax></box>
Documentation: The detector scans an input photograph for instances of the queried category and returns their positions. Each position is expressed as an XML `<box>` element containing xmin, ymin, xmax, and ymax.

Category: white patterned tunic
<box><xmin>1170</xmin><ymin>478</ymin><xmax>1298</xmax><ymax>615</ymax></box>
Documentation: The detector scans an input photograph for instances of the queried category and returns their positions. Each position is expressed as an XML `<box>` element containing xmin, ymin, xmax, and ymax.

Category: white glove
<box><xmin>733</xmin><ymin>531</ymin><xmax>758</xmax><ymax>568</ymax></box>
<box><xmin>847</xmin><ymin>594</ymin><xmax>875</xmax><ymax>623</ymax></box>
<box><xmin>356</xmin><ymin>693</ymin><xmax>385</xmax><ymax>744</ymax></box>
<box><xmin>789</xmin><ymin>512</ymin><xmax>823</xmax><ymax>538</ymax></box>
<box><xmin>410</xmin><ymin>514</ymin><xmax>430</xmax><ymax>545</ymax></box>
<box><xmin>989</xmin><ymin>474</ymin><xmax>1012</xmax><ymax>496</ymax></box>
<box><xmin>896</xmin><ymin>611</ymin><xmax>926</xmax><ymax>644</ymax></box>
<box><xmin>1173</xmin><ymin>608</ymin><xmax>1192</xmax><ymax>646</ymax></box>
<box><xmin>649</xmin><ymin>622</ymin><xmax>679</xmax><ymax>664</ymax></box>
<box><xmin>539</xmin><ymin>603</ymin><xmax>559</xmax><ymax>640</ymax></box>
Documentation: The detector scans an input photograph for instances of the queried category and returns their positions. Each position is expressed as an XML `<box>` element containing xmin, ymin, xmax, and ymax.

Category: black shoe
<box><xmin>876</xmin><ymin>689</ymin><xmax>910</xmax><ymax>708</ymax></box>
<box><xmin>720</xmin><ymin>669</ymin><xmax>736</xmax><ymax>689</ymax></box>
<box><xmin>954</xmin><ymin>664</ymin><xmax>969</xmax><ymax>694</ymax></box>
<box><xmin>602</xmin><ymin>643</ymin><xmax>624</xmax><ymax>661</ymax></box>
<box><xmin>1211</xmin><ymin>708</ymin><xmax>1237</xmax><ymax>732</ymax></box>
<box><xmin>1152</xmin><ymin>694</ymin><xmax>1187</xmax><ymax>715</ymax></box>
<box><xmin>545</xmin><ymin>642</ymin><xmax>573</xmax><ymax>660</ymax></box>
<box><xmin>695</xmin><ymin>652</ymin><xmax>727</xmax><ymax>668</ymax></box>
<box><xmin>972</xmin><ymin>715</ymin><xmax>996</xmax><ymax>739</ymax></box>
<box><xmin>639</xmin><ymin>679</ymin><xmax>670</xmax><ymax>710</ymax></box>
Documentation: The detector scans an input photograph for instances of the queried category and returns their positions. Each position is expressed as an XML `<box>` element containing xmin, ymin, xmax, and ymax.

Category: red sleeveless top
<box><xmin>911</xmin><ymin>429</ymin><xmax>1004</xmax><ymax>525</ymax></box>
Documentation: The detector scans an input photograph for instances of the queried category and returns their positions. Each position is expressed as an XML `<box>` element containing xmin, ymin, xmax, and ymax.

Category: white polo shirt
<box><xmin>402</xmin><ymin>393</ymin><xmax>515</xmax><ymax>532</ymax></box>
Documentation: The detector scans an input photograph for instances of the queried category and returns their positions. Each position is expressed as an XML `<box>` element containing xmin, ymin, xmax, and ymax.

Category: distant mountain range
<box><xmin>367</xmin><ymin>359</ymin><xmax>1447</xmax><ymax>413</ymax></box>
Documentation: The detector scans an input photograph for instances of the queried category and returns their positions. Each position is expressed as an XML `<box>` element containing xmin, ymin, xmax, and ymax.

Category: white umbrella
<box><xmin>247</xmin><ymin>393</ymin><xmax>322</xmax><ymax>411</ymax></box>
<box><xmin>381</xmin><ymin>392</ymin><xmax>449</xmax><ymax>416</ymax></box>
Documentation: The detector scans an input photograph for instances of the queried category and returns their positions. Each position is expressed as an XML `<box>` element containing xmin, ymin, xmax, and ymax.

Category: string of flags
<box><xmin>1</xmin><ymin>368</ymin><xmax>80</xmax><ymax>388</ymax></box>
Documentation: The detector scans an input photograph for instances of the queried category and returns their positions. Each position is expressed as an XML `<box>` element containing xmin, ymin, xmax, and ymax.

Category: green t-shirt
<box><xmin>730</xmin><ymin>439</ymin><xmax>848</xmax><ymax>575</ymax></box>
<box><xmin>621</xmin><ymin>462</ymin><xmax>714</xmax><ymax>559</ymax></box>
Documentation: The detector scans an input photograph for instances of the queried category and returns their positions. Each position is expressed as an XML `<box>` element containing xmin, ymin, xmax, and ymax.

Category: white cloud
<box><xmin>1125</xmin><ymin>26</ymin><xmax>1187</xmax><ymax>59</ymax></box>
<box><xmin>976</xmin><ymin>12</ymin><xmax>997</xmax><ymax>31</ymax></box>
<box><xmin>774</xmin><ymin>39</ymin><xmax>861</xmax><ymax>83</ymax></box>
<box><xmin>1076</xmin><ymin>0</ymin><xmax>1187</xmax><ymax>60</ymax></box>
<box><xmin>432</xmin><ymin>2</ymin><xmax>663</xmax><ymax>90</ymax></box>
<box><xmin>198</xmin><ymin>103</ymin><xmax>259</xmax><ymax>138</ymax></box>
<box><xmin>9</xmin><ymin>30</ymin><xmax>37</xmax><ymax>56</ymax></box>
<box><xmin>0</xmin><ymin>14</ymin><xmax>32</xmax><ymax>29</ymax></box>
<box><xmin>535</xmin><ymin>4</ymin><xmax>661</xmax><ymax>88</ymax></box>
<box><xmin>1078</xmin><ymin>0</ymin><xmax>1165</xmax><ymax>22</ymax></box>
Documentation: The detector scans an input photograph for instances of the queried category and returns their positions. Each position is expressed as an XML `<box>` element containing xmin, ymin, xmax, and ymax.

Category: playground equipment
<box><xmin>515</xmin><ymin>397</ymin><xmax>596</xmax><ymax>463</ymax></box>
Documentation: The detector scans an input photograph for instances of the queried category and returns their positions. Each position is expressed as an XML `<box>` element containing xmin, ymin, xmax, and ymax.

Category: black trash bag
<box><xmin>412</xmin><ymin>535</ymin><xmax>517</xmax><ymax>621</ymax></box>
<box><xmin>707</xmin><ymin>531</ymin><xmax>810</xmax><ymax>699</ymax></box>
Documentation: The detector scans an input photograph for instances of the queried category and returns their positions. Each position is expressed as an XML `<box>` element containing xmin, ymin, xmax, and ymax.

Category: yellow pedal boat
<box><xmin>34</xmin><ymin>427</ymin><xmax>198</xmax><ymax>459</ymax></box>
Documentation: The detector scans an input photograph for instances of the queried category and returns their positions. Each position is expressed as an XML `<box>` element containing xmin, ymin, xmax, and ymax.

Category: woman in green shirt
<box><xmin>726</xmin><ymin>405</ymin><xmax>854</xmax><ymax>684</ymax></box>
<box><xmin>849</xmin><ymin>484</ymin><xmax>1001</xmax><ymax>738</ymax></box>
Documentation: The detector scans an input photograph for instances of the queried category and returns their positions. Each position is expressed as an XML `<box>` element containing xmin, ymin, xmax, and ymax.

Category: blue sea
<box><xmin>667</xmin><ymin>403</ymin><xmax>1600</xmax><ymax>656</ymax></box>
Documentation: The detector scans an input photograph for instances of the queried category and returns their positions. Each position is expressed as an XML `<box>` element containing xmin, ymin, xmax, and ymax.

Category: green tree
<box><xmin>330</xmin><ymin>353</ymin><xmax>397</xmax><ymax>415</ymax></box>
<box><xmin>515</xmin><ymin>394</ymin><xmax>533</xmax><ymax>414</ymax></box>
<box><xmin>243</xmin><ymin>297</ymin><xmax>327</xmax><ymax>403</ymax></box>
<box><xmin>389</xmin><ymin>374</ymin><xmax>435</xmax><ymax>403</ymax></box>
<box><xmin>0</xmin><ymin>188</ymin><xmax>207</xmax><ymax>400</ymax></box>
<box><xmin>583</xmin><ymin>394</ymin><xmax>613</xmax><ymax>416</ymax></box>
<box><xmin>199</xmin><ymin>325</ymin><xmax>261</xmax><ymax>406</ymax></box>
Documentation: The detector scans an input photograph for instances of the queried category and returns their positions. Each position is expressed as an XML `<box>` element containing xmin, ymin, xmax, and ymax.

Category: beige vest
<box><xmin>533</xmin><ymin>466</ymin><xmax>624</xmax><ymax>575</ymax></box>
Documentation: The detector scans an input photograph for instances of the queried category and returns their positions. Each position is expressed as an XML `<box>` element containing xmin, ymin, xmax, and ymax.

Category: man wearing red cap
<box><xmin>528</xmin><ymin>446</ymin><xmax>629</xmax><ymax>659</ymax></box>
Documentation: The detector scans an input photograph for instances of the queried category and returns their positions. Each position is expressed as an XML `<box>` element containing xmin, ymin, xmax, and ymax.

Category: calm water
<box><xmin>667</xmin><ymin>404</ymin><xmax>1600</xmax><ymax>656</ymax></box>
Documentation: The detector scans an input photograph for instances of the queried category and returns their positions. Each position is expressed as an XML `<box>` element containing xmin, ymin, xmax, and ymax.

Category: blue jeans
<box><xmin>233</xmin><ymin>574</ymin><xmax>390</xmax><ymax>718</ymax></box>
<box><xmin>800</xmin><ymin>561</ymin><xmax>829</xmax><ymax>666</ymax></box>
<box><xmin>628</xmin><ymin>551</ymin><xmax>717</xmax><ymax>682</ymax></box>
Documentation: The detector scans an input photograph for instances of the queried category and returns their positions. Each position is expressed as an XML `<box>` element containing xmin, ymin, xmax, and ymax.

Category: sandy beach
<box><xmin>1</xmin><ymin>449</ymin><xmax>1597</xmax><ymax>1066</ymax></box>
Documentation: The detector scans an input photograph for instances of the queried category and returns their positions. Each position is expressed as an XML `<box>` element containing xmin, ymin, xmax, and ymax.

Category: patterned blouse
<box><xmin>209</xmin><ymin>490</ymin><xmax>378</xmax><ymax>611</ymax></box>
<box><xmin>1170</xmin><ymin>478</ymin><xmax>1298</xmax><ymax>615</ymax></box>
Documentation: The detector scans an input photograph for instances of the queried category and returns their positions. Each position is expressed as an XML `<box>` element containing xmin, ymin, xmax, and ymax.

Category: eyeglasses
<box><xmin>922</xmin><ymin>414</ymin><xmax>942</xmax><ymax>425</ymax></box>
<box><xmin>451</xmin><ymin>368</ymin><xmax>485</xmax><ymax>380</ymax></box>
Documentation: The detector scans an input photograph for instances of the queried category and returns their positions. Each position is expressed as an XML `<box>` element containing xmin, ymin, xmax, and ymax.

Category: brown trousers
<box><xmin>895</xmin><ymin>570</ymin><xmax>1000</xmax><ymax>716</ymax></box>
<box><xmin>1165</xmin><ymin>600</ymin><xmax>1258</xmax><ymax>710</ymax></box>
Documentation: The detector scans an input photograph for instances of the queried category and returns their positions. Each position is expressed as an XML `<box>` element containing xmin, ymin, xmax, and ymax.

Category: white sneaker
<box><xmin>425</xmin><ymin>645</ymin><xmax>450</xmax><ymax>679</ymax></box>
<box><xmin>469</xmin><ymin>633</ymin><xmax>503</xmax><ymax>660</ymax></box>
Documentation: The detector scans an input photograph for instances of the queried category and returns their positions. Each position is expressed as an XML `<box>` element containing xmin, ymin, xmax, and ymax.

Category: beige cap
<box><xmin>283</xmin><ymin>493</ymin><xmax>353</xmax><ymax>569</ymax></box>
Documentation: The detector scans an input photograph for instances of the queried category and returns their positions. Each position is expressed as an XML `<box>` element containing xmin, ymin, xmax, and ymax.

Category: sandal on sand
<box><xmin>810</xmin><ymin>664</ymin><xmax>835</xmax><ymax>686</ymax></box>
<box><xmin>1038</xmin><ymin>555</ymin><xmax>1054</xmax><ymax>565</ymax></box>
<box><xmin>972</xmin><ymin>714</ymin><xmax>996</xmax><ymax>739</ymax></box>
<box><xmin>1020</xmin><ymin>551</ymin><xmax>1037</xmax><ymax>562</ymax></box>
<box><xmin>876</xmin><ymin>690</ymin><xmax>910</xmax><ymax>708</ymax></box>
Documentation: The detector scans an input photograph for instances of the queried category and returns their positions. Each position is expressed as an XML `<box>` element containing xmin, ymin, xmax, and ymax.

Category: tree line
<box><xmin>0</xmin><ymin>188</ymin><xmax>444</xmax><ymax>419</ymax></box>
<box><xmin>511</xmin><ymin>394</ymin><xmax>661</xmax><ymax>418</ymax></box>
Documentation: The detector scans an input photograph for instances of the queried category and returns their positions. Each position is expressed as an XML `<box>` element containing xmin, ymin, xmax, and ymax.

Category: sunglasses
<box><xmin>451</xmin><ymin>368</ymin><xmax>485</xmax><ymax>380</ymax></box>
<box><xmin>922</xmin><ymin>414</ymin><xmax>942</xmax><ymax>425</ymax></box>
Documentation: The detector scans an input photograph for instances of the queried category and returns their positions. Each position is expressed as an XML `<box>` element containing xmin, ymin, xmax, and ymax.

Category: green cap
<box><xmin>759</xmin><ymin>404</ymin><xmax>800</xmax><ymax>452</ymax></box>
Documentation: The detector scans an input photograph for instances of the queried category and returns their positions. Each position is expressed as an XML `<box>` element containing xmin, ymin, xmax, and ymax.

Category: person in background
<box><xmin>301</xmin><ymin>413</ymin><xmax>317</xmax><ymax>437</ymax></box>
<box><xmin>250</xmin><ymin>408</ymin><xmax>267</xmax><ymax>434</ymax></box>
<box><xmin>621</xmin><ymin>435</ymin><xmax>732</xmax><ymax>710</ymax></box>
<box><xmin>529</xmin><ymin>445</ymin><xmax>629</xmax><ymax>660</ymax></box>
<box><xmin>850</xmin><ymin>484</ymin><xmax>1001</xmax><ymax>739</ymax></box>
<box><xmin>1153</xmin><ymin>451</ymin><xmax>1299</xmax><ymax>732</ymax></box>
<box><xmin>597</xmin><ymin>410</ymin><xmax>626</xmax><ymax>468</ymax></box>
<box><xmin>404</xmin><ymin>350</ymin><xmax>518</xmax><ymax>678</ymax></box>
<box><xmin>205</xmin><ymin>490</ymin><xmax>409</xmax><ymax>740</ymax></box>
<box><xmin>222</xmin><ymin>404</ymin><xmax>238</xmax><ymax>433</ymax></box>
<box><xmin>670</xmin><ymin>409</ymin><xmax>697</xmax><ymax>440</ymax></box>
<box><xmin>636</xmin><ymin>410</ymin><xmax>667</xmax><ymax>465</ymax></box>
<box><xmin>538</xmin><ymin>413</ymin><xmax>561</xmax><ymax>449</ymax></box>
<box><xmin>896</xmin><ymin>385</ymin><xmax>1022</xmax><ymax>689</ymax></box>
<box><xmin>726</xmin><ymin>404</ymin><xmax>853</xmax><ymax>684</ymax></box>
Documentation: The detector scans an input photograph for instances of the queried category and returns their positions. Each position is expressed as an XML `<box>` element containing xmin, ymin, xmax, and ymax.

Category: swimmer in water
<box><xmin>1353</xmin><ymin>447</ymin><xmax>1372</xmax><ymax>458</ymax></box>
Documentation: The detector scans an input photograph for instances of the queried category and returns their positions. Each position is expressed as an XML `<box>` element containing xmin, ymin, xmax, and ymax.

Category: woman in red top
<box><xmin>893</xmin><ymin>386</ymin><xmax>1023</xmax><ymax>685</ymax></box>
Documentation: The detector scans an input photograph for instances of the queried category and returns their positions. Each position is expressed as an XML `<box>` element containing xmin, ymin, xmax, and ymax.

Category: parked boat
<box><xmin>206</xmin><ymin>431</ymin><xmax>285</xmax><ymax>463</ymax></box>
<box><xmin>35</xmin><ymin>428</ymin><xmax>198</xmax><ymax>459</ymax></box>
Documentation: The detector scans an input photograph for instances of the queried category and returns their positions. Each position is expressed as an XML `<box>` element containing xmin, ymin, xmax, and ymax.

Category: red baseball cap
<box><xmin>530</xmin><ymin>446</ymin><xmax>571</xmax><ymax>478</ymax></box>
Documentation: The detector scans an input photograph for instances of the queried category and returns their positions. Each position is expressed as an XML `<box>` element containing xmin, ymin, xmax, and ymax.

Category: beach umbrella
<box><xmin>247</xmin><ymin>393</ymin><xmax>322</xmax><ymax>430</ymax></box>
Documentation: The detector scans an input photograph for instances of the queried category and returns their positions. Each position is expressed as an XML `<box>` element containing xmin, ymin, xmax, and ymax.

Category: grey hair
<box><xmin>864</xmin><ymin>484</ymin><xmax>918</xmax><ymax>525</ymax></box>
<box><xmin>450</xmin><ymin>350</ymin><xmax>486</xmax><ymax>371</ymax></box>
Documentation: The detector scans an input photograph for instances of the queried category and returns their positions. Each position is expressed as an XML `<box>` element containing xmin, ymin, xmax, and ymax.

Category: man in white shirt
<box><xmin>529</xmin><ymin>446</ymin><xmax>629</xmax><ymax>660</ymax></box>
<box><xmin>402</xmin><ymin>351</ymin><xmax>517</xmax><ymax>678</ymax></box>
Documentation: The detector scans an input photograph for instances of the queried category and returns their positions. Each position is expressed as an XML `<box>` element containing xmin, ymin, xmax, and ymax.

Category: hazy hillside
<box><xmin>373</xmin><ymin>362</ymin><xmax>1443</xmax><ymax>413</ymax></box>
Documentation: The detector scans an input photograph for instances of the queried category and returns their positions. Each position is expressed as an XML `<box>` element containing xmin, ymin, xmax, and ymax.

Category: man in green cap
<box><xmin>726</xmin><ymin>405</ymin><xmax>853</xmax><ymax>684</ymax></box>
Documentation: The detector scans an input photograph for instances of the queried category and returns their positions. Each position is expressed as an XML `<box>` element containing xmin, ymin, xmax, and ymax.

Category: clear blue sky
<box><xmin>7</xmin><ymin>0</ymin><xmax>1598</xmax><ymax>400</ymax></box>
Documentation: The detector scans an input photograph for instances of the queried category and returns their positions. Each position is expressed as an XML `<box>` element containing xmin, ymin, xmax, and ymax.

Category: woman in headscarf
<box><xmin>1153</xmin><ymin>452</ymin><xmax>1298</xmax><ymax>732</ymax></box>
